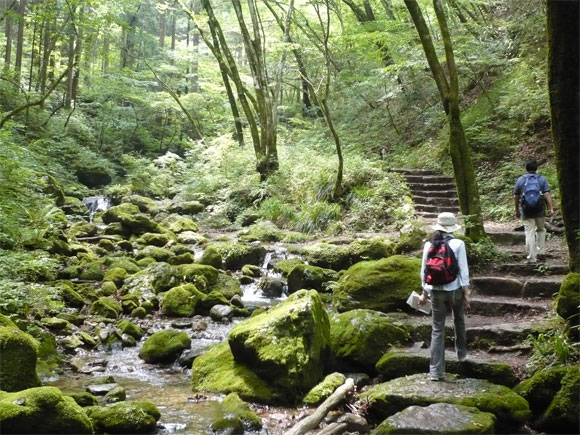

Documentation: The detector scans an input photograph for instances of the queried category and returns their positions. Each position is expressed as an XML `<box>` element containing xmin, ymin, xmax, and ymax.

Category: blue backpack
<box><xmin>521</xmin><ymin>174</ymin><xmax>544</xmax><ymax>213</ymax></box>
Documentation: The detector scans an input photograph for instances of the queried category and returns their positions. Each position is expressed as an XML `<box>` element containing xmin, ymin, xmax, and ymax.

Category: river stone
<box><xmin>169</xmin><ymin>200</ymin><xmax>205</xmax><ymax>215</ymax></box>
<box><xmin>372</xmin><ymin>403</ymin><xmax>496</xmax><ymax>434</ymax></box>
<box><xmin>121</xmin><ymin>195</ymin><xmax>157</xmax><ymax>213</ymax></box>
<box><xmin>178</xmin><ymin>263</ymin><xmax>219</xmax><ymax>288</ymax></box>
<box><xmin>104</xmin><ymin>385</ymin><xmax>126</xmax><ymax>403</ymax></box>
<box><xmin>287</xmin><ymin>264</ymin><xmax>338</xmax><ymax>293</ymax></box>
<box><xmin>162</xmin><ymin>284</ymin><xmax>204</xmax><ymax>317</ymax></box>
<box><xmin>90</xmin><ymin>297</ymin><xmax>122</xmax><ymax>319</ymax></box>
<box><xmin>86</xmin><ymin>382</ymin><xmax>119</xmax><ymax>396</ymax></box>
<box><xmin>227</xmin><ymin>290</ymin><xmax>330</xmax><ymax>399</ymax></box>
<box><xmin>333</xmin><ymin>255</ymin><xmax>421</xmax><ymax>313</ymax></box>
<box><xmin>514</xmin><ymin>365</ymin><xmax>579</xmax><ymax>433</ymax></box>
<box><xmin>135</xmin><ymin>246</ymin><xmax>175</xmax><ymax>262</ymax></box>
<box><xmin>0</xmin><ymin>316</ymin><xmax>41</xmax><ymax>392</ymax></box>
<box><xmin>198</xmin><ymin>246</ymin><xmax>223</xmax><ymax>269</ymax></box>
<box><xmin>136</xmin><ymin>232</ymin><xmax>173</xmax><ymax>247</ymax></box>
<box><xmin>191</xmin><ymin>342</ymin><xmax>280</xmax><ymax>403</ymax></box>
<box><xmin>375</xmin><ymin>348</ymin><xmax>518</xmax><ymax>387</ymax></box>
<box><xmin>258</xmin><ymin>276</ymin><xmax>286</xmax><ymax>297</ymax></box>
<box><xmin>471</xmin><ymin>277</ymin><xmax>523</xmax><ymax>297</ymax></box>
<box><xmin>296</xmin><ymin>242</ymin><xmax>351</xmax><ymax>271</ymax></box>
<box><xmin>177</xmin><ymin>344</ymin><xmax>208</xmax><ymax>368</ymax></box>
<box><xmin>85</xmin><ymin>400</ymin><xmax>160</xmax><ymax>434</ymax></box>
<box><xmin>210</xmin><ymin>304</ymin><xmax>234</xmax><ymax>322</ymax></box>
<box><xmin>274</xmin><ymin>258</ymin><xmax>305</xmax><ymax>277</ymax></box>
<box><xmin>0</xmin><ymin>387</ymin><xmax>93</xmax><ymax>434</ymax></box>
<box><xmin>208</xmin><ymin>273</ymin><xmax>243</xmax><ymax>300</ymax></box>
<box><xmin>330</xmin><ymin>309</ymin><xmax>409</xmax><ymax>373</ymax></box>
<box><xmin>303</xmin><ymin>372</ymin><xmax>346</xmax><ymax>406</ymax></box>
<box><xmin>139</xmin><ymin>329</ymin><xmax>191</xmax><ymax>364</ymax></box>
<box><xmin>160</xmin><ymin>215</ymin><xmax>199</xmax><ymax>233</ymax></box>
<box><xmin>217</xmin><ymin>392</ymin><xmax>262</xmax><ymax>430</ymax></box>
<box><xmin>216</xmin><ymin>242</ymin><xmax>267</xmax><ymax>270</ymax></box>
<box><xmin>360</xmin><ymin>373</ymin><xmax>531</xmax><ymax>429</ymax></box>
<box><xmin>102</xmin><ymin>203</ymin><xmax>140</xmax><ymax>224</ymax></box>
<box><xmin>348</xmin><ymin>237</ymin><xmax>395</xmax><ymax>263</ymax></box>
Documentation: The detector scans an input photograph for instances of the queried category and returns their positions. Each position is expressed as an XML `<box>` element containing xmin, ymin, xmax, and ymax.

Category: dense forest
<box><xmin>0</xmin><ymin>0</ymin><xmax>578</xmax><ymax>434</ymax></box>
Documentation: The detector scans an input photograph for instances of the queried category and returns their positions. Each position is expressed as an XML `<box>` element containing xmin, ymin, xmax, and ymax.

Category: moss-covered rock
<box><xmin>67</xmin><ymin>391</ymin><xmax>99</xmax><ymax>407</ymax></box>
<box><xmin>167</xmin><ymin>252</ymin><xmax>195</xmax><ymax>265</ymax></box>
<box><xmin>227</xmin><ymin>290</ymin><xmax>330</xmax><ymax>399</ymax></box>
<box><xmin>302</xmin><ymin>372</ymin><xmax>346</xmax><ymax>406</ymax></box>
<box><xmin>554</xmin><ymin>272</ymin><xmax>580</xmax><ymax>332</ymax></box>
<box><xmin>136</xmin><ymin>232</ymin><xmax>173</xmax><ymax>247</ymax></box>
<box><xmin>85</xmin><ymin>400</ymin><xmax>160</xmax><ymax>434</ymax></box>
<box><xmin>514</xmin><ymin>365</ymin><xmax>579</xmax><ymax>433</ymax></box>
<box><xmin>394</xmin><ymin>224</ymin><xmax>427</xmax><ymax>254</ymax></box>
<box><xmin>161</xmin><ymin>284</ymin><xmax>205</xmax><ymax>317</ymax></box>
<box><xmin>121</xmin><ymin>195</ymin><xmax>157</xmax><ymax>213</ymax></box>
<box><xmin>295</xmin><ymin>243</ymin><xmax>351</xmax><ymax>271</ymax></box>
<box><xmin>179</xmin><ymin>263</ymin><xmax>219</xmax><ymax>289</ymax></box>
<box><xmin>0</xmin><ymin>387</ymin><xmax>93</xmax><ymax>434</ymax></box>
<box><xmin>79</xmin><ymin>260</ymin><xmax>106</xmax><ymax>281</ymax></box>
<box><xmin>139</xmin><ymin>262</ymin><xmax>181</xmax><ymax>293</ymax></box>
<box><xmin>375</xmin><ymin>348</ymin><xmax>518</xmax><ymax>387</ymax></box>
<box><xmin>287</xmin><ymin>264</ymin><xmax>338</xmax><ymax>293</ymax></box>
<box><xmin>90</xmin><ymin>297</ymin><xmax>122</xmax><ymax>319</ymax></box>
<box><xmin>191</xmin><ymin>342</ymin><xmax>280</xmax><ymax>403</ymax></box>
<box><xmin>135</xmin><ymin>246</ymin><xmax>175</xmax><ymax>262</ymax></box>
<box><xmin>373</xmin><ymin>403</ymin><xmax>496</xmax><ymax>434</ymax></box>
<box><xmin>238</xmin><ymin>221</ymin><xmax>283</xmax><ymax>243</ymax></box>
<box><xmin>218</xmin><ymin>392</ymin><xmax>262</xmax><ymax>430</ymax></box>
<box><xmin>105</xmin><ymin>257</ymin><xmax>141</xmax><ymax>274</ymax></box>
<box><xmin>274</xmin><ymin>258</ymin><xmax>306</xmax><ymax>277</ymax></box>
<box><xmin>169</xmin><ymin>199</ymin><xmax>205</xmax><ymax>215</ymax></box>
<box><xmin>329</xmin><ymin>309</ymin><xmax>409</xmax><ymax>373</ymax></box>
<box><xmin>139</xmin><ymin>329</ymin><xmax>191</xmax><ymax>364</ymax></box>
<box><xmin>348</xmin><ymin>237</ymin><xmax>395</xmax><ymax>263</ymax></box>
<box><xmin>103</xmin><ymin>267</ymin><xmax>129</xmax><ymax>287</ymax></box>
<box><xmin>102</xmin><ymin>203</ymin><xmax>140</xmax><ymax>224</ymax></box>
<box><xmin>69</xmin><ymin>222</ymin><xmax>99</xmax><ymax>238</ymax></box>
<box><xmin>100</xmin><ymin>280</ymin><xmax>117</xmax><ymax>295</ymax></box>
<box><xmin>241</xmin><ymin>264</ymin><xmax>261</xmax><ymax>278</ymax></box>
<box><xmin>160</xmin><ymin>215</ymin><xmax>199</xmax><ymax>233</ymax></box>
<box><xmin>117</xmin><ymin>319</ymin><xmax>143</xmax><ymax>340</ymax></box>
<box><xmin>0</xmin><ymin>317</ymin><xmax>41</xmax><ymax>392</ymax></box>
<box><xmin>360</xmin><ymin>373</ymin><xmax>530</xmax><ymax>429</ymax></box>
<box><xmin>216</xmin><ymin>243</ymin><xmax>267</xmax><ymax>270</ymax></box>
<box><xmin>62</xmin><ymin>196</ymin><xmax>89</xmax><ymax>216</ymax></box>
<box><xmin>333</xmin><ymin>255</ymin><xmax>421</xmax><ymax>313</ymax></box>
<box><xmin>58</xmin><ymin>282</ymin><xmax>86</xmax><ymax>308</ymax></box>
<box><xmin>198</xmin><ymin>246</ymin><xmax>223</xmax><ymax>269</ymax></box>
<box><xmin>208</xmin><ymin>273</ymin><xmax>243</xmax><ymax>299</ymax></box>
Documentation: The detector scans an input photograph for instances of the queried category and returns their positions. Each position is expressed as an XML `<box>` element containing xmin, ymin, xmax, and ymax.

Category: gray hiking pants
<box><xmin>429</xmin><ymin>289</ymin><xmax>467</xmax><ymax>379</ymax></box>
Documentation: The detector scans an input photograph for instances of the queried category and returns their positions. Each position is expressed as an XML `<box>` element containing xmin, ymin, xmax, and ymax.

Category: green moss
<box><xmin>102</xmin><ymin>203</ymin><xmax>140</xmax><ymax>224</ymax></box>
<box><xmin>89</xmin><ymin>297</ymin><xmax>122</xmax><ymax>319</ymax></box>
<box><xmin>105</xmin><ymin>257</ymin><xmax>141</xmax><ymax>274</ymax></box>
<box><xmin>191</xmin><ymin>342</ymin><xmax>279</xmax><ymax>403</ymax></box>
<box><xmin>79</xmin><ymin>260</ymin><xmax>105</xmax><ymax>281</ymax></box>
<box><xmin>238</xmin><ymin>222</ymin><xmax>283</xmax><ymax>243</ymax></box>
<box><xmin>136</xmin><ymin>232</ymin><xmax>173</xmax><ymax>247</ymax></box>
<box><xmin>209</xmin><ymin>273</ymin><xmax>243</xmax><ymax>299</ymax></box>
<box><xmin>333</xmin><ymin>255</ymin><xmax>422</xmax><ymax>312</ymax></box>
<box><xmin>241</xmin><ymin>264</ymin><xmax>261</xmax><ymax>277</ymax></box>
<box><xmin>216</xmin><ymin>243</ymin><xmax>267</xmax><ymax>270</ymax></box>
<box><xmin>67</xmin><ymin>391</ymin><xmax>99</xmax><ymax>407</ymax></box>
<box><xmin>287</xmin><ymin>264</ymin><xmax>339</xmax><ymax>293</ymax></box>
<box><xmin>101</xmin><ymin>280</ymin><xmax>118</xmax><ymax>295</ymax></box>
<box><xmin>161</xmin><ymin>284</ymin><xmax>204</xmax><ymax>317</ymax></box>
<box><xmin>330</xmin><ymin>309</ymin><xmax>409</xmax><ymax>372</ymax></box>
<box><xmin>139</xmin><ymin>329</ymin><xmax>191</xmax><ymax>364</ymax></box>
<box><xmin>539</xmin><ymin>366</ymin><xmax>580</xmax><ymax>432</ymax></box>
<box><xmin>135</xmin><ymin>246</ymin><xmax>175</xmax><ymax>262</ymax></box>
<box><xmin>103</xmin><ymin>267</ymin><xmax>129</xmax><ymax>287</ymax></box>
<box><xmin>348</xmin><ymin>237</ymin><xmax>395</xmax><ymax>262</ymax></box>
<box><xmin>131</xmin><ymin>306</ymin><xmax>147</xmax><ymax>318</ymax></box>
<box><xmin>295</xmin><ymin>243</ymin><xmax>351</xmax><ymax>271</ymax></box>
<box><xmin>554</xmin><ymin>272</ymin><xmax>580</xmax><ymax>326</ymax></box>
<box><xmin>58</xmin><ymin>282</ymin><xmax>85</xmax><ymax>308</ymax></box>
<box><xmin>198</xmin><ymin>246</ymin><xmax>223</xmax><ymax>269</ymax></box>
<box><xmin>394</xmin><ymin>225</ymin><xmax>427</xmax><ymax>254</ymax></box>
<box><xmin>160</xmin><ymin>215</ymin><xmax>199</xmax><ymax>233</ymax></box>
<box><xmin>178</xmin><ymin>263</ymin><xmax>219</xmax><ymax>288</ymax></box>
<box><xmin>85</xmin><ymin>400</ymin><xmax>160</xmax><ymax>434</ymax></box>
<box><xmin>0</xmin><ymin>387</ymin><xmax>93</xmax><ymax>434</ymax></box>
<box><xmin>274</xmin><ymin>258</ymin><xmax>305</xmax><ymax>277</ymax></box>
<box><xmin>0</xmin><ymin>322</ymin><xmax>41</xmax><ymax>392</ymax></box>
<box><xmin>220</xmin><ymin>392</ymin><xmax>262</xmax><ymax>430</ymax></box>
<box><xmin>302</xmin><ymin>373</ymin><xmax>346</xmax><ymax>406</ymax></box>
<box><xmin>168</xmin><ymin>252</ymin><xmax>195</xmax><ymax>265</ymax></box>
<box><xmin>117</xmin><ymin>319</ymin><xmax>144</xmax><ymax>340</ymax></box>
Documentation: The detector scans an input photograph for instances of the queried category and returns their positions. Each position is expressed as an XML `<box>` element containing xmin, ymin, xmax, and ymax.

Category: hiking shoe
<box><xmin>429</xmin><ymin>375</ymin><xmax>443</xmax><ymax>381</ymax></box>
<box><xmin>458</xmin><ymin>354</ymin><xmax>468</xmax><ymax>362</ymax></box>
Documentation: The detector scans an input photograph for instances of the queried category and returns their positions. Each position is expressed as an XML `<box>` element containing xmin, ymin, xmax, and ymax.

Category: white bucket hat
<box><xmin>431</xmin><ymin>212</ymin><xmax>461</xmax><ymax>232</ymax></box>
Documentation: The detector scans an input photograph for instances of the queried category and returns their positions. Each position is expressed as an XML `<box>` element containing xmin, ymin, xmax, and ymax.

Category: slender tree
<box><xmin>404</xmin><ymin>0</ymin><xmax>484</xmax><ymax>240</ymax></box>
<box><xmin>13</xmin><ymin>0</ymin><xmax>26</xmax><ymax>76</ymax></box>
<box><xmin>547</xmin><ymin>0</ymin><xmax>579</xmax><ymax>272</ymax></box>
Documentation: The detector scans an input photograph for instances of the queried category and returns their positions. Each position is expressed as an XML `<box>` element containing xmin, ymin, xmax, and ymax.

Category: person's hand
<box><xmin>418</xmin><ymin>293</ymin><xmax>427</xmax><ymax>305</ymax></box>
<box><xmin>547</xmin><ymin>207</ymin><xmax>554</xmax><ymax>216</ymax></box>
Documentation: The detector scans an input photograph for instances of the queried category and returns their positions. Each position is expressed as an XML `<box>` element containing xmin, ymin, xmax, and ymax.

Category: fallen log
<box><xmin>283</xmin><ymin>378</ymin><xmax>355</xmax><ymax>435</ymax></box>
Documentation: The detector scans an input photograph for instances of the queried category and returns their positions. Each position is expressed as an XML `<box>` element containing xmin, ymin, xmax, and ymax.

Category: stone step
<box><xmin>471</xmin><ymin>276</ymin><xmax>563</xmax><ymax>298</ymax></box>
<box><xmin>391</xmin><ymin>168</ymin><xmax>440</xmax><ymax>176</ymax></box>
<box><xmin>494</xmin><ymin>262</ymin><xmax>569</xmax><ymax>277</ymax></box>
<box><xmin>404</xmin><ymin>174</ymin><xmax>455</xmax><ymax>184</ymax></box>
<box><xmin>376</xmin><ymin>347</ymin><xmax>518</xmax><ymax>387</ymax></box>
<box><xmin>486</xmin><ymin>231</ymin><xmax>525</xmax><ymax>246</ymax></box>
<box><xmin>413</xmin><ymin>195</ymin><xmax>459</xmax><ymax>207</ymax></box>
<box><xmin>407</xmin><ymin>182</ymin><xmax>457</xmax><ymax>192</ymax></box>
<box><xmin>469</xmin><ymin>295</ymin><xmax>551</xmax><ymax>317</ymax></box>
<box><xmin>414</xmin><ymin>203</ymin><xmax>461</xmax><ymax>214</ymax></box>
<box><xmin>409</xmin><ymin>189</ymin><xmax>458</xmax><ymax>198</ymax></box>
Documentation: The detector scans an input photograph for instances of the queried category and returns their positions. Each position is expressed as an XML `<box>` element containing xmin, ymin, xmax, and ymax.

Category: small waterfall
<box><xmin>82</xmin><ymin>195</ymin><xmax>111</xmax><ymax>223</ymax></box>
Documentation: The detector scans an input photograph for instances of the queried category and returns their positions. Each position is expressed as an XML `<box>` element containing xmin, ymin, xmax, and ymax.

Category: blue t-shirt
<box><xmin>514</xmin><ymin>172</ymin><xmax>550</xmax><ymax>218</ymax></box>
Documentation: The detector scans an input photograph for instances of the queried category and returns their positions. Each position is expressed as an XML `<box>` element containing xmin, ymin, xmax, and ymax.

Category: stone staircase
<box><xmin>392</xmin><ymin>168</ymin><xmax>460</xmax><ymax>219</ymax></box>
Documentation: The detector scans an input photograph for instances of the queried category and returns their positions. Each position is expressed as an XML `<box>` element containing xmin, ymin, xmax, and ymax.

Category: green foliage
<box><xmin>0</xmin><ymin>249</ymin><xmax>60</xmax><ymax>282</ymax></box>
<box><xmin>526</xmin><ymin>325</ymin><xmax>579</xmax><ymax>373</ymax></box>
<box><xmin>0</xmin><ymin>280</ymin><xmax>64</xmax><ymax>318</ymax></box>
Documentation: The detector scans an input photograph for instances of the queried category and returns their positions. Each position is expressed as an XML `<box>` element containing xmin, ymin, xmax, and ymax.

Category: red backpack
<box><xmin>424</xmin><ymin>237</ymin><xmax>459</xmax><ymax>285</ymax></box>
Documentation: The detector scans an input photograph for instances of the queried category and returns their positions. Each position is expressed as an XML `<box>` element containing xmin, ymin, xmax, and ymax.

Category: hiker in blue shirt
<box><xmin>513</xmin><ymin>159</ymin><xmax>555</xmax><ymax>263</ymax></box>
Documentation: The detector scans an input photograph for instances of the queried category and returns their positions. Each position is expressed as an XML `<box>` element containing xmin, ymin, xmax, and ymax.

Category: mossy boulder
<box><xmin>61</xmin><ymin>196</ymin><xmax>89</xmax><ymax>216</ymax></box>
<box><xmin>0</xmin><ymin>317</ymin><xmax>41</xmax><ymax>392</ymax></box>
<box><xmin>287</xmin><ymin>264</ymin><xmax>338</xmax><ymax>293</ymax></box>
<box><xmin>198</xmin><ymin>246</ymin><xmax>223</xmax><ymax>269</ymax></box>
<box><xmin>140</xmin><ymin>262</ymin><xmax>181</xmax><ymax>293</ymax></box>
<box><xmin>514</xmin><ymin>365</ymin><xmax>579</xmax><ymax>433</ymax></box>
<box><xmin>274</xmin><ymin>258</ymin><xmax>306</xmax><ymax>277</ymax></box>
<box><xmin>348</xmin><ymin>237</ymin><xmax>395</xmax><ymax>263</ymax></box>
<box><xmin>395</xmin><ymin>224</ymin><xmax>427</xmax><ymax>254</ymax></box>
<box><xmin>168</xmin><ymin>199</ymin><xmax>205</xmax><ymax>215</ymax></box>
<box><xmin>373</xmin><ymin>403</ymin><xmax>496</xmax><ymax>434</ymax></box>
<box><xmin>105</xmin><ymin>257</ymin><xmax>141</xmax><ymax>274</ymax></box>
<box><xmin>179</xmin><ymin>263</ymin><xmax>219</xmax><ymax>289</ymax></box>
<box><xmin>121</xmin><ymin>195</ymin><xmax>157</xmax><ymax>213</ymax></box>
<box><xmin>167</xmin><ymin>252</ymin><xmax>195</xmax><ymax>265</ymax></box>
<box><xmin>216</xmin><ymin>243</ymin><xmax>267</xmax><ymax>270</ymax></box>
<box><xmin>79</xmin><ymin>260</ymin><xmax>106</xmax><ymax>281</ymax></box>
<box><xmin>89</xmin><ymin>297</ymin><xmax>122</xmax><ymax>319</ymax></box>
<box><xmin>103</xmin><ymin>267</ymin><xmax>129</xmax><ymax>287</ymax></box>
<box><xmin>333</xmin><ymin>255</ymin><xmax>421</xmax><ymax>313</ymax></box>
<box><xmin>296</xmin><ymin>243</ymin><xmax>351</xmax><ymax>271</ymax></box>
<box><xmin>238</xmin><ymin>221</ymin><xmax>283</xmax><ymax>243</ymax></box>
<box><xmin>136</xmin><ymin>232</ymin><xmax>173</xmax><ymax>247</ymax></box>
<box><xmin>241</xmin><ymin>264</ymin><xmax>261</xmax><ymax>278</ymax></box>
<box><xmin>191</xmin><ymin>342</ymin><xmax>280</xmax><ymax>403</ymax></box>
<box><xmin>209</xmin><ymin>274</ymin><xmax>244</xmax><ymax>299</ymax></box>
<box><xmin>102</xmin><ymin>203</ymin><xmax>140</xmax><ymax>224</ymax></box>
<box><xmin>360</xmin><ymin>374</ymin><xmax>531</xmax><ymax>429</ymax></box>
<box><xmin>375</xmin><ymin>348</ymin><xmax>518</xmax><ymax>387</ymax></box>
<box><xmin>161</xmin><ymin>284</ymin><xmax>205</xmax><ymax>317</ymax></box>
<box><xmin>139</xmin><ymin>329</ymin><xmax>191</xmax><ymax>364</ymax></box>
<box><xmin>67</xmin><ymin>391</ymin><xmax>99</xmax><ymax>407</ymax></box>
<box><xmin>554</xmin><ymin>273</ymin><xmax>580</xmax><ymax>332</ymax></box>
<box><xmin>100</xmin><ymin>280</ymin><xmax>117</xmax><ymax>295</ymax></box>
<box><xmin>58</xmin><ymin>283</ymin><xmax>85</xmax><ymax>308</ymax></box>
<box><xmin>135</xmin><ymin>246</ymin><xmax>175</xmax><ymax>262</ymax></box>
<box><xmin>117</xmin><ymin>320</ymin><xmax>143</xmax><ymax>340</ymax></box>
<box><xmin>0</xmin><ymin>387</ymin><xmax>93</xmax><ymax>434</ymax></box>
<box><xmin>160</xmin><ymin>215</ymin><xmax>199</xmax><ymax>233</ymax></box>
<box><xmin>329</xmin><ymin>309</ymin><xmax>409</xmax><ymax>373</ymax></box>
<box><xmin>85</xmin><ymin>400</ymin><xmax>160</xmax><ymax>434</ymax></box>
<box><xmin>302</xmin><ymin>372</ymin><xmax>346</xmax><ymax>406</ymax></box>
<box><xmin>69</xmin><ymin>222</ymin><xmax>98</xmax><ymax>238</ymax></box>
<box><xmin>227</xmin><ymin>290</ymin><xmax>330</xmax><ymax>399</ymax></box>
<box><xmin>217</xmin><ymin>392</ymin><xmax>262</xmax><ymax>431</ymax></box>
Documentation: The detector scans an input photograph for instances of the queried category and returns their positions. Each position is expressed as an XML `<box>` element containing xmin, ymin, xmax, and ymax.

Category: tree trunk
<box><xmin>404</xmin><ymin>0</ymin><xmax>485</xmax><ymax>240</ymax></box>
<box><xmin>14</xmin><ymin>0</ymin><xmax>26</xmax><ymax>76</ymax></box>
<box><xmin>547</xmin><ymin>0</ymin><xmax>580</xmax><ymax>272</ymax></box>
<box><xmin>4</xmin><ymin>0</ymin><xmax>15</xmax><ymax>70</ymax></box>
<box><xmin>159</xmin><ymin>9</ymin><xmax>166</xmax><ymax>48</ymax></box>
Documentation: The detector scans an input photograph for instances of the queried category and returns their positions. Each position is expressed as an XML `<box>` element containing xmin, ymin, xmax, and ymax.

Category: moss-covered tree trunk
<box><xmin>404</xmin><ymin>0</ymin><xmax>485</xmax><ymax>240</ymax></box>
<box><xmin>547</xmin><ymin>0</ymin><xmax>579</xmax><ymax>272</ymax></box>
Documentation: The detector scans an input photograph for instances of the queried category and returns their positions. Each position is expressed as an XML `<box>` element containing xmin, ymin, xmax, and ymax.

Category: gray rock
<box><xmin>210</xmin><ymin>304</ymin><xmax>234</xmax><ymax>322</ymax></box>
<box><xmin>86</xmin><ymin>383</ymin><xmax>119</xmax><ymax>396</ymax></box>
<box><xmin>372</xmin><ymin>403</ymin><xmax>496</xmax><ymax>434</ymax></box>
<box><xmin>258</xmin><ymin>276</ymin><xmax>286</xmax><ymax>297</ymax></box>
<box><xmin>104</xmin><ymin>385</ymin><xmax>126</xmax><ymax>403</ymax></box>
<box><xmin>471</xmin><ymin>277</ymin><xmax>523</xmax><ymax>297</ymax></box>
<box><xmin>522</xmin><ymin>277</ymin><xmax>563</xmax><ymax>298</ymax></box>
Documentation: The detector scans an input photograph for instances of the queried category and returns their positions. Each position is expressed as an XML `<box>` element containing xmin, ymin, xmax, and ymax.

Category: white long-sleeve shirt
<box><xmin>420</xmin><ymin>237</ymin><xmax>470</xmax><ymax>292</ymax></box>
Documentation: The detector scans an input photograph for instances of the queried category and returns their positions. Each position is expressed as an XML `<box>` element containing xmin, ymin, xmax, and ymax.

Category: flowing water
<box><xmin>82</xmin><ymin>195</ymin><xmax>112</xmax><ymax>223</ymax></box>
<box><xmin>47</xmin><ymin>244</ymin><xmax>307</xmax><ymax>434</ymax></box>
